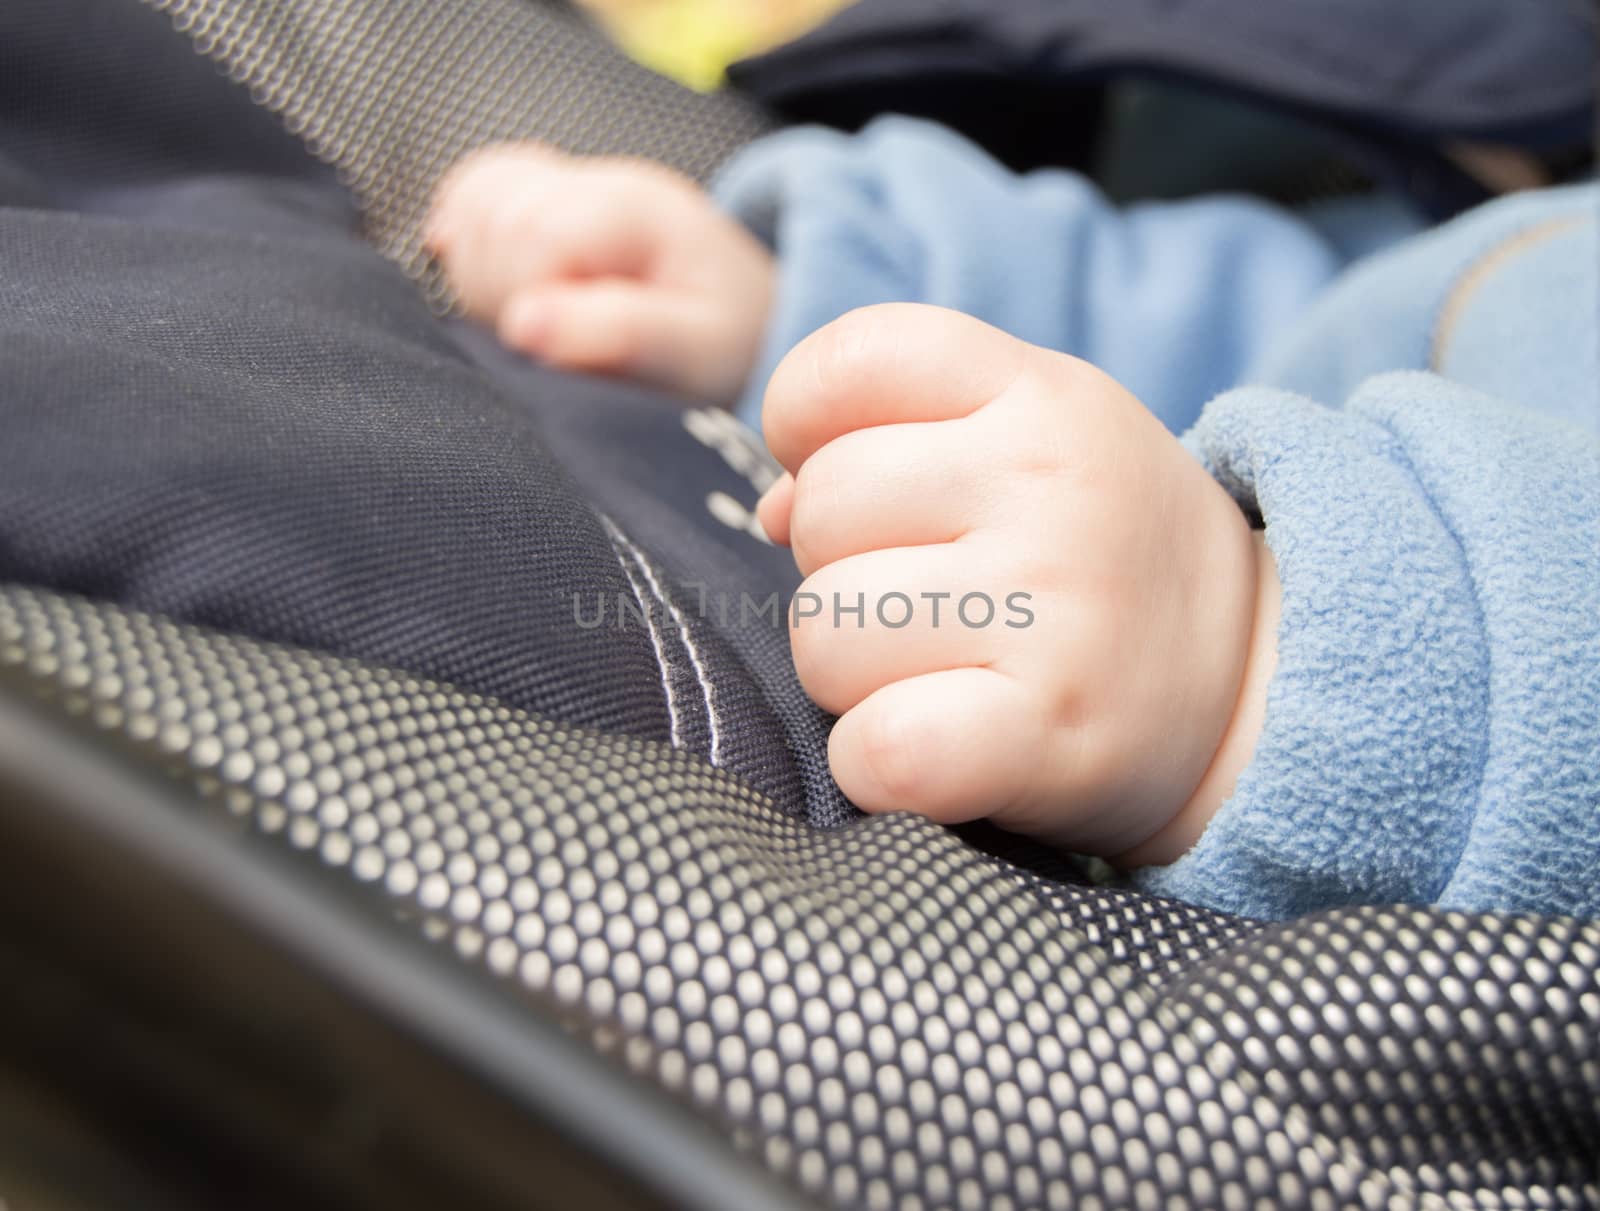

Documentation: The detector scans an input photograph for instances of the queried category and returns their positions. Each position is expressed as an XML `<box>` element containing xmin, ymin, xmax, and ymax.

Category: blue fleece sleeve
<box><xmin>711</xmin><ymin>116</ymin><xmax>1421</xmax><ymax>435</ymax></box>
<box><xmin>1135</xmin><ymin>371</ymin><xmax>1600</xmax><ymax>919</ymax></box>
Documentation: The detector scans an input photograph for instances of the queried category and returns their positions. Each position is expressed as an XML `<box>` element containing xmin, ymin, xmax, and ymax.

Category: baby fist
<box><xmin>426</xmin><ymin>143</ymin><xmax>774</xmax><ymax>407</ymax></box>
<box><xmin>758</xmin><ymin>305</ymin><xmax>1279</xmax><ymax>864</ymax></box>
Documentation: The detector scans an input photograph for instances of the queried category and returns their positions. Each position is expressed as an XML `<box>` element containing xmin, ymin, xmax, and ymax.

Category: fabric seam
<box><xmin>600</xmin><ymin>515</ymin><xmax>685</xmax><ymax>750</ymax></box>
<box><xmin>615</xmin><ymin>528</ymin><xmax>724</xmax><ymax>768</ymax></box>
<box><xmin>1430</xmin><ymin>214</ymin><xmax>1589</xmax><ymax>371</ymax></box>
<box><xmin>601</xmin><ymin>515</ymin><xmax>724</xmax><ymax>766</ymax></box>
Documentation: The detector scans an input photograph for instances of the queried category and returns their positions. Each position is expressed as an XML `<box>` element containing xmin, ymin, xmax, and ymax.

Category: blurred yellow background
<box><xmin>575</xmin><ymin>0</ymin><xmax>855</xmax><ymax>90</ymax></box>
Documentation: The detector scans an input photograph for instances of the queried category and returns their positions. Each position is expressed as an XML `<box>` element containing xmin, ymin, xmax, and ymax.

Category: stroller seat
<box><xmin>0</xmin><ymin>1</ymin><xmax>1596</xmax><ymax>1207</ymax></box>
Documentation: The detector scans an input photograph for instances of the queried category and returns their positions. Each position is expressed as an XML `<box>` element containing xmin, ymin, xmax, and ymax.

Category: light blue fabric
<box><xmin>713</xmin><ymin>117</ymin><xmax>1600</xmax><ymax>919</ymax></box>
<box><xmin>1142</xmin><ymin>371</ymin><xmax>1600</xmax><ymax>919</ymax></box>
<box><xmin>1147</xmin><ymin>186</ymin><xmax>1600</xmax><ymax>918</ymax></box>
<box><xmin>1250</xmin><ymin>184</ymin><xmax>1599</xmax><ymax>418</ymax></box>
<box><xmin>713</xmin><ymin>117</ymin><xmax>1425</xmax><ymax>435</ymax></box>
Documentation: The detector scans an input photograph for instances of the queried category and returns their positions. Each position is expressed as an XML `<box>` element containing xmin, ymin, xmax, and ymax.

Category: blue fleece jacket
<box><xmin>712</xmin><ymin>117</ymin><xmax>1600</xmax><ymax>921</ymax></box>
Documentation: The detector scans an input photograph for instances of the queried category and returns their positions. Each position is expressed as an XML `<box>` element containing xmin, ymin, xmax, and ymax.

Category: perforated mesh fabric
<box><xmin>140</xmin><ymin>0</ymin><xmax>772</xmax><ymax>298</ymax></box>
<box><xmin>6</xmin><ymin>584</ymin><xmax>1598</xmax><ymax>1210</ymax></box>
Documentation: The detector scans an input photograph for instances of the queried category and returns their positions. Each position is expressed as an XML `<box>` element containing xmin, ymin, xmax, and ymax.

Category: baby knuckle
<box><xmin>995</xmin><ymin>539</ymin><xmax>1065</xmax><ymax>597</ymax></box>
<box><xmin>1039</xmin><ymin>628</ymin><xmax>1118</xmax><ymax>731</ymax></box>
<box><xmin>1007</xmin><ymin>416</ymin><xmax>1079</xmax><ymax>483</ymax></box>
<box><xmin>588</xmin><ymin>163</ymin><xmax>699</xmax><ymax>227</ymax></box>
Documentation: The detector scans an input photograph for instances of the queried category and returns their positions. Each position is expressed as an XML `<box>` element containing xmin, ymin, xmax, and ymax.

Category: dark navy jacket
<box><xmin>729</xmin><ymin>0</ymin><xmax>1598</xmax><ymax>216</ymax></box>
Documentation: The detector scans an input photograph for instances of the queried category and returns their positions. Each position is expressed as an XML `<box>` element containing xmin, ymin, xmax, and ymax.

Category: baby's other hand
<box><xmin>757</xmin><ymin>305</ymin><xmax>1280</xmax><ymax>865</ymax></box>
<box><xmin>426</xmin><ymin>144</ymin><xmax>774</xmax><ymax>407</ymax></box>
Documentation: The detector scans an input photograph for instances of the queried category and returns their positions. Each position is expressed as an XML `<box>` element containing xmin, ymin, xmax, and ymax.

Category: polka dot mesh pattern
<box><xmin>139</xmin><ymin>0</ymin><xmax>772</xmax><ymax>301</ymax></box>
<box><xmin>4</xmin><ymin>584</ymin><xmax>1598</xmax><ymax>1210</ymax></box>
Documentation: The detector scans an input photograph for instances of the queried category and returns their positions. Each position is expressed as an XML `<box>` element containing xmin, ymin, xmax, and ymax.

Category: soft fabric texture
<box><xmin>715</xmin><ymin>117</ymin><xmax>1600</xmax><ymax>919</ymax></box>
<box><xmin>1147</xmin><ymin>185</ymin><xmax>1599</xmax><ymax>918</ymax></box>
<box><xmin>1250</xmin><ymin>184</ymin><xmax>1599</xmax><ymax>418</ymax></box>
<box><xmin>1146</xmin><ymin>372</ymin><xmax>1600</xmax><ymax>918</ymax></box>
<box><xmin>714</xmin><ymin>116</ymin><xmax>1425</xmax><ymax>432</ymax></box>
<box><xmin>0</xmin><ymin>0</ymin><xmax>841</xmax><ymax>830</ymax></box>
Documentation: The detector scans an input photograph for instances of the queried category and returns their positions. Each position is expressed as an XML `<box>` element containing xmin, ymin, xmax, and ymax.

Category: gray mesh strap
<box><xmin>4</xmin><ymin>584</ymin><xmax>1597</xmax><ymax>1209</ymax></box>
<box><xmin>140</xmin><ymin>0</ymin><xmax>771</xmax><ymax>294</ymax></box>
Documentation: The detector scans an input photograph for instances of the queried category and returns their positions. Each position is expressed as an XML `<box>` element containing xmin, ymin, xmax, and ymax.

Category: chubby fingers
<box><xmin>426</xmin><ymin>144</ymin><xmax>573</xmax><ymax>310</ymax></box>
<box><xmin>789</xmin><ymin>543</ymin><xmax>1034</xmax><ymax>715</ymax></box>
<box><xmin>761</xmin><ymin>304</ymin><xmax>1029</xmax><ymax>474</ymax></box>
<box><xmin>426</xmin><ymin>142</ymin><xmax>568</xmax><ymax>253</ymax></box>
<box><xmin>426</xmin><ymin>145</ymin><xmax>671</xmax><ymax>320</ymax></box>
<box><xmin>784</xmin><ymin>417</ymin><xmax>999</xmax><ymax>576</ymax></box>
<box><xmin>828</xmin><ymin>667</ymin><xmax>1047</xmax><ymax>824</ymax></box>
<box><xmin>498</xmin><ymin>282</ymin><xmax>736</xmax><ymax>401</ymax></box>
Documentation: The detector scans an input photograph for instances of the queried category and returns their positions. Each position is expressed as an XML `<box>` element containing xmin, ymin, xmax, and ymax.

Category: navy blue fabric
<box><xmin>728</xmin><ymin>0</ymin><xmax>1598</xmax><ymax>215</ymax></box>
<box><xmin>0</xmin><ymin>0</ymin><xmax>329</xmax><ymax>200</ymax></box>
<box><xmin>0</xmin><ymin>201</ymin><xmax>682</xmax><ymax>743</ymax></box>
<box><xmin>0</xmin><ymin>0</ymin><xmax>847</xmax><ymax>824</ymax></box>
<box><xmin>447</xmin><ymin>324</ymin><xmax>844</xmax><ymax>825</ymax></box>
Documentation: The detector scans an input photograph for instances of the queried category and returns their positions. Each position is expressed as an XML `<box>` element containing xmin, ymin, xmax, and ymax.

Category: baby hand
<box><xmin>426</xmin><ymin>144</ymin><xmax>775</xmax><ymax>407</ymax></box>
<box><xmin>757</xmin><ymin>305</ymin><xmax>1279</xmax><ymax>864</ymax></box>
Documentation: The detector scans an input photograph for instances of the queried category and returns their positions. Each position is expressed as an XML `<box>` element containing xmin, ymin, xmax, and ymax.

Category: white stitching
<box><xmin>600</xmin><ymin>516</ymin><xmax>683</xmax><ymax>750</ymax></box>
<box><xmin>603</xmin><ymin>521</ymin><xmax>723</xmax><ymax>768</ymax></box>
